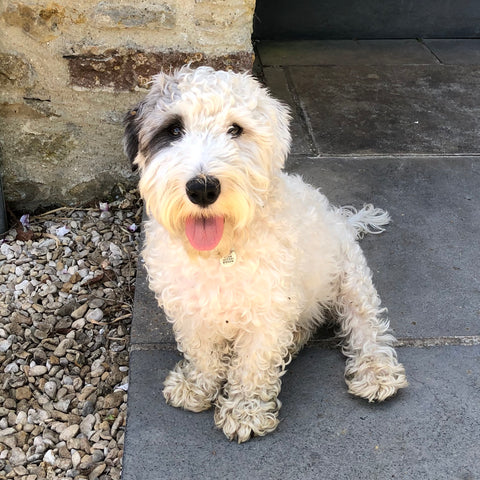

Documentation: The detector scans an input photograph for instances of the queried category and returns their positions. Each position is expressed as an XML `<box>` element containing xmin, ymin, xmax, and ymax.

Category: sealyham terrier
<box><xmin>124</xmin><ymin>66</ymin><xmax>407</xmax><ymax>443</ymax></box>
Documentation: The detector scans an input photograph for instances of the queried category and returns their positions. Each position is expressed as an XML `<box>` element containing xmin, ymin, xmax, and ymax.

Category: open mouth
<box><xmin>185</xmin><ymin>215</ymin><xmax>224</xmax><ymax>251</ymax></box>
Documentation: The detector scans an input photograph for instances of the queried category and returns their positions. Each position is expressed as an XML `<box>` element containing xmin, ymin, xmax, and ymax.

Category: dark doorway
<box><xmin>253</xmin><ymin>0</ymin><xmax>480</xmax><ymax>40</ymax></box>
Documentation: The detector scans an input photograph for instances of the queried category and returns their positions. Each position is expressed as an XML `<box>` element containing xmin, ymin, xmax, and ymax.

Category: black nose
<box><xmin>185</xmin><ymin>175</ymin><xmax>221</xmax><ymax>207</ymax></box>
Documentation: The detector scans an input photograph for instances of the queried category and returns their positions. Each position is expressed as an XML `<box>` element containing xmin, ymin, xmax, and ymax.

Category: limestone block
<box><xmin>0</xmin><ymin>52</ymin><xmax>36</xmax><ymax>88</ymax></box>
<box><xmin>192</xmin><ymin>0</ymin><xmax>255</xmax><ymax>49</ymax></box>
<box><xmin>92</xmin><ymin>1</ymin><xmax>176</xmax><ymax>29</ymax></box>
<box><xmin>1</xmin><ymin>2</ymin><xmax>67</xmax><ymax>43</ymax></box>
<box><xmin>0</xmin><ymin>90</ymin><xmax>139</xmax><ymax>210</ymax></box>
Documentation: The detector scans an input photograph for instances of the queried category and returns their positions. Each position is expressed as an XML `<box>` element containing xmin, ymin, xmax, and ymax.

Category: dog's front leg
<box><xmin>163</xmin><ymin>334</ymin><xmax>229</xmax><ymax>412</ymax></box>
<box><xmin>335</xmin><ymin>243</ymin><xmax>408</xmax><ymax>402</ymax></box>
<box><xmin>214</xmin><ymin>330</ymin><xmax>287</xmax><ymax>443</ymax></box>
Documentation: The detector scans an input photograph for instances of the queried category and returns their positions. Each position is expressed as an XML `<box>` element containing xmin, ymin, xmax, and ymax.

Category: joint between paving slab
<box><xmin>307</xmin><ymin>335</ymin><xmax>480</xmax><ymax>349</ymax></box>
<box><xmin>283</xmin><ymin>66</ymin><xmax>319</xmax><ymax>155</ymax></box>
<box><xmin>300</xmin><ymin>152</ymin><xmax>480</xmax><ymax>159</ymax></box>
<box><xmin>418</xmin><ymin>38</ymin><xmax>443</xmax><ymax>64</ymax></box>
<box><xmin>130</xmin><ymin>335</ymin><xmax>480</xmax><ymax>354</ymax></box>
<box><xmin>395</xmin><ymin>335</ymin><xmax>480</xmax><ymax>347</ymax></box>
<box><xmin>129</xmin><ymin>343</ymin><xmax>178</xmax><ymax>352</ymax></box>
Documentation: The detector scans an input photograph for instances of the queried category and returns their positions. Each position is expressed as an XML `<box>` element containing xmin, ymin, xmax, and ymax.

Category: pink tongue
<box><xmin>185</xmin><ymin>216</ymin><xmax>224</xmax><ymax>251</ymax></box>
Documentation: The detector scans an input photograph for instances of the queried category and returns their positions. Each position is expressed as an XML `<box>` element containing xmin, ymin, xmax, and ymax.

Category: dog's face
<box><xmin>124</xmin><ymin>66</ymin><xmax>291</xmax><ymax>255</ymax></box>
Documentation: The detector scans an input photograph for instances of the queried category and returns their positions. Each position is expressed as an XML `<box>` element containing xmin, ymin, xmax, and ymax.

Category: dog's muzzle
<box><xmin>186</xmin><ymin>175</ymin><xmax>221</xmax><ymax>207</ymax></box>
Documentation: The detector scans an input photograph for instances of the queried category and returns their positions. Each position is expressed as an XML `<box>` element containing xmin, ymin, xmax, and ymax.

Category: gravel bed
<box><xmin>0</xmin><ymin>190</ymin><xmax>142</xmax><ymax>480</ymax></box>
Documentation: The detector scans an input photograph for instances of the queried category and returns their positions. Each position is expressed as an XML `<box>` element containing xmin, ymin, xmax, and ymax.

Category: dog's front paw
<box><xmin>345</xmin><ymin>355</ymin><xmax>408</xmax><ymax>402</ymax></box>
<box><xmin>163</xmin><ymin>360</ymin><xmax>219</xmax><ymax>412</ymax></box>
<box><xmin>214</xmin><ymin>395</ymin><xmax>281</xmax><ymax>443</ymax></box>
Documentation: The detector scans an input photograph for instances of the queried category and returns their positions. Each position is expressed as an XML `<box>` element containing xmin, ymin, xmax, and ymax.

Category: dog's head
<box><xmin>124</xmin><ymin>66</ymin><xmax>291</xmax><ymax>255</ymax></box>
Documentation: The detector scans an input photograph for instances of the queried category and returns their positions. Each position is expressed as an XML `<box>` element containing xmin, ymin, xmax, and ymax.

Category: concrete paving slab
<box><xmin>287</xmin><ymin>65</ymin><xmax>480</xmax><ymax>155</ymax></box>
<box><xmin>257</xmin><ymin>40</ymin><xmax>437</xmax><ymax>66</ymax></box>
<box><xmin>122</xmin><ymin>345</ymin><xmax>480</xmax><ymax>480</ymax></box>
<box><xmin>130</xmin><ymin>261</ymin><xmax>175</xmax><ymax>345</ymax></box>
<box><xmin>262</xmin><ymin>67</ymin><xmax>316</xmax><ymax>155</ymax></box>
<box><xmin>287</xmin><ymin>155</ymin><xmax>480</xmax><ymax>339</ymax></box>
<box><xmin>424</xmin><ymin>39</ymin><xmax>480</xmax><ymax>65</ymax></box>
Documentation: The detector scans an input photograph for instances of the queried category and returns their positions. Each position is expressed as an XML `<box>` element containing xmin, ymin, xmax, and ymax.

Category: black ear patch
<box><xmin>123</xmin><ymin>103</ymin><xmax>145</xmax><ymax>171</ymax></box>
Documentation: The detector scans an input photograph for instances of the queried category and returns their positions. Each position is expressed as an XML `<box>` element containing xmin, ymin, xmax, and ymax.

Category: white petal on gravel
<box><xmin>19</xmin><ymin>214</ymin><xmax>30</xmax><ymax>228</ymax></box>
<box><xmin>114</xmin><ymin>382</ymin><xmax>129</xmax><ymax>392</ymax></box>
<box><xmin>56</xmin><ymin>225</ymin><xmax>70</xmax><ymax>236</ymax></box>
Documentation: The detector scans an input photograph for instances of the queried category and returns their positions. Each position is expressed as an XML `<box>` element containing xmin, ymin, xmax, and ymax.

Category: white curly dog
<box><xmin>124</xmin><ymin>66</ymin><xmax>407</xmax><ymax>443</ymax></box>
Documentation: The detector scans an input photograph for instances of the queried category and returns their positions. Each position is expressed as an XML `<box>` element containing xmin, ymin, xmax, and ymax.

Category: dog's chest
<box><xmin>152</xmin><ymin>239</ymin><xmax>307</xmax><ymax>334</ymax></box>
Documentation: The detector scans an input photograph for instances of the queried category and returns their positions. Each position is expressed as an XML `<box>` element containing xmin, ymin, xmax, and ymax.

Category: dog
<box><xmin>123</xmin><ymin>66</ymin><xmax>407</xmax><ymax>443</ymax></box>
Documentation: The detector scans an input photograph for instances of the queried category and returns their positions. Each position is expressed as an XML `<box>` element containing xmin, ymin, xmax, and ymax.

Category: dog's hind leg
<box><xmin>334</xmin><ymin>242</ymin><xmax>407</xmax><ymax>402</ymax></box>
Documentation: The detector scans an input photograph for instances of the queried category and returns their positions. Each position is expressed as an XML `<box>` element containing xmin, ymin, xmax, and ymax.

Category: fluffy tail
<box><xmin>337</xmin><ymin>204</ymin><xmax>391</xmax><ymax>239</ymax></box>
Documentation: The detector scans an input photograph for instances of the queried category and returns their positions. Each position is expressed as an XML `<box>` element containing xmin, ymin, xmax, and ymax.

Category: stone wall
<box><xmin>0</xmin><ymin>0</ymin><xmax>256</xmax><ymax>211</ymax></box>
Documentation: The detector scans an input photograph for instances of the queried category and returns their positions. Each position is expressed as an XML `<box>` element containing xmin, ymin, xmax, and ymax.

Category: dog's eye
<box><xmin>227</xmin><ymin>124</ymin><xmax>243</xmax><ymax>138</ymax></box>
<box><xmin>167</xmin><ymin>123</ymin><xmax>184</xmax><ymax>137</ymax></box>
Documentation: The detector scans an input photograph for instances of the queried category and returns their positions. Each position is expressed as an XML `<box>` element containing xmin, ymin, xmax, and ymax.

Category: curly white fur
<box><xmin>124</xmin><ymin>66</ymin><xmax>407</xmax><ymax>443</ymax></box>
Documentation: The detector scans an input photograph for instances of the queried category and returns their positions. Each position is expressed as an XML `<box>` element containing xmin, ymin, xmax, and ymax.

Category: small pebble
<box><xmin>0</xmin><ymin>336</ymin><xmax>13</xmax><ymax>353</ymax></box>
<box><xmin>72</xmin><ymin>318</ymin><xmax>86</xmax><ymax>329</ymax></box>
<box><xmin>43</xmin><ymin>449</ymin><xmax>56</xmax><ymax>465</ymax></box>
<box><xmin>44</xmin><ymin>381</ymin><xmax>58</xmax><ymax>399</ymax></box>
<box><xmin>29</xmin><ymin>365</ymin><xmax>48</xmax><ymax>376</ymax></box>
<box><xmin>71</xmin><ymin>303</ymin><xmax>88</xmax><ymax>320</ymax></box>
<box><xmin>53</xmin><ymin>338</ymin><xmax>74</xmax><ymax>357</ymax></box>
<box><xmin>15</xmin><ymin>386</ymin><xmax>31</xmax><ymax>400</ymax></box>
<box><xmin>80</xmin><ymin>414</ymin><xmax>96</xmax><ymax>437</ymax></box>
<box><xmin>59</xmin><ymin>424</ymin><xmax>80</xmax><ymax>442</ymax></box>
<box><xmin>86</xmin><ymin>308</ymin><xmax>104</xmax><ymax>322</ymax></box>
<box><xmin>9</xmin><ymin>446</ymin><xmax>26</xmax><ymax>466</ymax></box>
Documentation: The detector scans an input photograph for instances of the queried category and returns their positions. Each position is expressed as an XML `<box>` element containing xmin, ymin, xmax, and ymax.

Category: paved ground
<box><xmin>122</xmin><ymin>40</ymin><xmax>480</xmax><ymax>480</ymax></box>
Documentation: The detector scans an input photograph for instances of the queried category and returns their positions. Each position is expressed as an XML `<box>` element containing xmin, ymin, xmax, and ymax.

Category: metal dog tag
<box><xmin>220</xmin><ymin>250</ymin><xmax>236</xmax><ymax>267</ymax></box>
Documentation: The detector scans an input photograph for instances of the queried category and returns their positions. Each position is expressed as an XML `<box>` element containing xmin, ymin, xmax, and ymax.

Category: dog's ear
<box><xmin>123</xmin><ymin>102</ymin><xmax>146</xmax><ymax>171</ymax></box>
<box><xmin>259</xmin><ymin>92</ymin><xmax>292</xmax><ymax>170</ymax></box>
<box><xmin>271</xmin><ymin>98</ymin><xmax>291</xmax><ymax>161</ymax></box>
